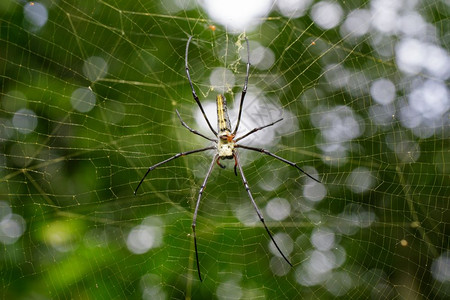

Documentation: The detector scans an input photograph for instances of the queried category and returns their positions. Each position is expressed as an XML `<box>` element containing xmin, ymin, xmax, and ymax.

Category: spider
<box><xmin>135</xmin><ymin>36</ymin><xmax>321</xmax><ymax>281</ymax></box>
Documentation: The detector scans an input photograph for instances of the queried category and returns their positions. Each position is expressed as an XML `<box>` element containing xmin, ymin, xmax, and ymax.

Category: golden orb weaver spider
<box><xmin>135</xmin><ymin>36</ymin><xmax>321</xmax><ymax>281</ymax></box>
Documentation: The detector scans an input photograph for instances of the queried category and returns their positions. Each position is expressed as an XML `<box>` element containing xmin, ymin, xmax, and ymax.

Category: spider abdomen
<box><xmin>216</xmin><ymin>94</ymin><xmax>232</xmax><ymax>133</ymax></box>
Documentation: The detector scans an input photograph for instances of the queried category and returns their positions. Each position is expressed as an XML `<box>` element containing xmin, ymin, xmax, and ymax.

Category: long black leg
<box><xmin>185</xmin><ymin>36</ymin><xmax>218</xmax><ymax>137</ymax></box>
<box><xmin>192</xmin><ymin>154</ymin><xmax>217</xmax><ymax>281</ymax></box>
<box><xmin>134</xmin><ymin>146</ymin><xmax>215</xmax><ymax>195</ymax></box>
<box><xmin>235</xmin><ymin>118</ymin><xmax>283</xmax><ymax>142</ymax></box>
<box><xmin>232</xmin><ymin>37</ymin><xmax>250</xmax><ymax>136</ymax></box>
<box><xmin>234</xmin><ymin>151</ymin><xmax>293</xmax><ymax>267</ymax></box>
<box><xmin>176</xmin><ymin>109</ymin><xmax>216</xmax><ymax>142</ymax></box>
<box><xmin>236</xmin><ymin>144</ymin><xmax>321</xmax><ymax>183</ymax></box>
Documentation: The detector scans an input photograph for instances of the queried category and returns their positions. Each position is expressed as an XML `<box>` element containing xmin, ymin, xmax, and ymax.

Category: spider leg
<box><xmin>185</xmin><ymin>36</ymin><xmax>218</xmax><ymax>137</ymax></box>
<box><xmin>176</xmin><ymin>109</ymin><xmax>216</xmax><ymax>142</ymax></box>
<box><xmin>134</xmin><ymin>146</ymin><xmax>215</xmax><ymax>195</ymax></box>
<box><xmin>236</xmin><ymin>144</ymin><xmax>321</xmax><ymax>183</ymax></box>
<box><xmin>232</xmin><ymin>37</ymin><xmax>250</xmax><ymax>136</ymax></box>
<box><xmin>235</xmin><ymin>118</ymin><xmax>283</xmax><ymax>142</ymax></box>
<box><xmin>192</xmin><ymin>154</ymin><xmax>218</xmax><ymax>282</ymax></box>
<box><xmin>234</xmin><ymin>151</ymin><xmax>293</xmax><ymax>267</ymax></box>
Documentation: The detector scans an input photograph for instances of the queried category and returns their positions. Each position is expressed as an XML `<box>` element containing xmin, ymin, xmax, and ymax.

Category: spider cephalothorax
<box><xmin>134</xmin><ymin>36</ymin><xmax>321</xmax><ymax>281</ymax></box>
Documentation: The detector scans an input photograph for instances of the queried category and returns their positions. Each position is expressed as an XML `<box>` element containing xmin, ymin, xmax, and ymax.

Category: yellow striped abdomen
<box><xmin>216</xmin><ymin>94</ymin><xmax>232</xmax><ymax>133</ymax></box>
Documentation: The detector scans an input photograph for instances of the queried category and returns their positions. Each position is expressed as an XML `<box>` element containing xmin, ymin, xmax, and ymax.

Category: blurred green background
<box><xmin>1</xmin><ymin>0</ymin><xmax>449</xmax><ymax>299</ymax></box>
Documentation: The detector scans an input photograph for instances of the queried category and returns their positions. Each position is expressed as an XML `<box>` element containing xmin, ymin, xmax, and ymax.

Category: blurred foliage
<box><xmin>0</xmin><ymin>0</ymin><xmax>449</xmax><ymax>299</ymax></box>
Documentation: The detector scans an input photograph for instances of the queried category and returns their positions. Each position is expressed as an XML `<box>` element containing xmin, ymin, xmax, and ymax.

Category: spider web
<box><xmin>1</xmin><ymin>0</ymin><xmax>449</xmax><ymax>299</ymax></box>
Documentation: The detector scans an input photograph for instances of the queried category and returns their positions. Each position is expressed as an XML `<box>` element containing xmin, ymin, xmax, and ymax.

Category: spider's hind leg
<box><xmin>192</xmin><ymin>154</ymin><xmax>218</xmax><ymax>281</ymax></box>
<box><xmin>234</xmin><ymin>151</ymin><xmax>293</xmax><ymax>267</ymax></box>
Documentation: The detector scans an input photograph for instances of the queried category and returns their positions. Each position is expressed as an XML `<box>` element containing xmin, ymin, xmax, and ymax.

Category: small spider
<box><xmin>135</xmin><ymin>36</ymin><xmax>320</xmax><ymax>281</ymax></box>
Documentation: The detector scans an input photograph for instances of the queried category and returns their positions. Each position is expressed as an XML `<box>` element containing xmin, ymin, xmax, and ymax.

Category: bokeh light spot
<box><xmin>83</xmin><ymin>56</ymin><xmax>109</xmax><ymax>82</ymax></box>
<box><xmin>24</xmin><ymin>2</ymin><xmax>48</xmax><ymax>30</ymax></box>
<box><xmin>71</xmin><ymin>87</ymin><xmax>97</xmax><ymax>113</ymax></box>
<box><xmin>346</xmin><ymin>167</ymin><xmax>376</xmax><ymax>194</ymax></box>
<box><xmin>266</xmin><ymin>198</ymin><xmax>291</xmax><ymax>221</ymax></box>
<box><xmin>370</xmin><ymin>78</ymin><xmax>396</xmax><ymax>105</ymax></box>
<box><xmin>0</xmin><ymin>205</ymin><xmax>26</xmax><ymax>245</ymax></box>
<box><xmin>12</xmin><ymin>108</ymin><xmax>38</xmax><ymax>134</ymax></box>
<box><xmin>210</xmin><ymin>67</ymin><xmax>236</xmax><ymax>93</ymax></box>
<box><xmin>200</xmin><ymin>0</ymin><xmax>272</xmax><ymax>32</ymax></box>
<box><xmin>311</xmin><ymin>1</ymin><xmax>344</xmax><ymax>30</ymax></box>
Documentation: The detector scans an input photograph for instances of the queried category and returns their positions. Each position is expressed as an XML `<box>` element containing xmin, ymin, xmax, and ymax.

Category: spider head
<box><xmin>218</xmin><ymin>131</ymin><xmax>235</xmax><ymax>159</ymax></box>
